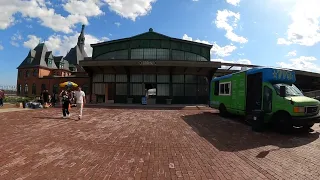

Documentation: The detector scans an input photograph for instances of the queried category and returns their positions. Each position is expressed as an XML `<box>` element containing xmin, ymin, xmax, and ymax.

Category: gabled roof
<box><xmin>17</xmin><ymin>43</ymin><xmax>50</xmax><ymax>69</ymax></box>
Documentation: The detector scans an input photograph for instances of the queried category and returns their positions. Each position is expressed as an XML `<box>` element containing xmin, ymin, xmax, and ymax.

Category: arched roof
<box><xmin>91</xmin><ymin>28</ymin><xmax>213</xmax><ymax>61</ymax></box>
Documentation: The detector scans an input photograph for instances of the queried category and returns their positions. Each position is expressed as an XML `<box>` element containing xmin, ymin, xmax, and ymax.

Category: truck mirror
<box><xmin>280</xmin><ymin>86</ymin><xmax>286</xmax><ymax>97</ymax></box>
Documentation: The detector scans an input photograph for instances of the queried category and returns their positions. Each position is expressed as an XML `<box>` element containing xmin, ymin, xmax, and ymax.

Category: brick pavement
<box><xmin>0</xmin><ymin>108</ymin><xmax>319</xmax><ymax>180</ymax></box>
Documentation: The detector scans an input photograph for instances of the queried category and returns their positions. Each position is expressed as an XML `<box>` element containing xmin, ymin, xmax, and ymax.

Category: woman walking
<box><xmin>61</xmin><ymin>91</ymin><xmax>71</xmax><ymax>119</ymax></box>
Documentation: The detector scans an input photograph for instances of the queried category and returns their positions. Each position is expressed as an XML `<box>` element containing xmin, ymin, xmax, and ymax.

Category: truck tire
<box><xmin>275</xmin><ymin>112</ymin><xmax>292</xmax><ymax>134</ymax></box>
<box><xmin>219</xmin><ymin>104</ymin><xmax>228</xmax><ymax>117</ymax></box>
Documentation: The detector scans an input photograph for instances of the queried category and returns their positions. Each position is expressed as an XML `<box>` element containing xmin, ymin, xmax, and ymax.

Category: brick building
<box><xmin>16</xmin><ymin>25</ymin><xmax>90</xmax><ymax>97</ymax></box>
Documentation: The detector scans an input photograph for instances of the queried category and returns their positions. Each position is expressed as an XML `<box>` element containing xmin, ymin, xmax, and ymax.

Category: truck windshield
<box><xmin>273</xmin><ymin>83</ymin><xmax>304</xmax><ymax>96</ymax></box>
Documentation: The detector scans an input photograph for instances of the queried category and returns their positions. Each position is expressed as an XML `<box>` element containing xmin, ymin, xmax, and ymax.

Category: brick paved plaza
<box><xmin>0</xmin><ymin>107</ymin><xmax>319</xmax><ymax>180</ymax></box>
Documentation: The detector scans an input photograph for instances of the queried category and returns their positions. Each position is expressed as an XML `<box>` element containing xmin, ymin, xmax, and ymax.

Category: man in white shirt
<box><xmin>74</xmin><ymin>86</ymin><xmax>86</xmax><ymax>120</ymax></box>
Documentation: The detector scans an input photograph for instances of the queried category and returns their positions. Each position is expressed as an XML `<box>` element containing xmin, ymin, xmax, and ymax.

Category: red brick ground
<box><xmin>0</xmin><ymin>108</ymin><xmax>319</xmax><ymax>180</ymax></box>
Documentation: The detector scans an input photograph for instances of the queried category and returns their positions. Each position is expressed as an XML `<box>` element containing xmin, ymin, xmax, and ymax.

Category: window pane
<box><xmin>185</xmin><ymin>84</ymin><xmax>196</xmax><ymax>96</ymax></box>
<box><xmin>144</xmin><ymin>48</ymin><xmax>156</xmax><ymax>60</ymax></box>
<box><xmin>198</xmin><ymin>85</ymin><xmax>208</xmax><ymax>96</ymax></box>
<box><xmin>225</xmin><ymin>83</ymin><xmax>230</xmax><ymax>94</ymax></box>
<box><xmin>131</xmin><ymin>49</ymin><xmax>143</xmax><ymax>59</ymax></box>
<box><xmin>172</xmin><ymin>75</ymin><xmax>184</xmax><ymax>83</ymax></box>
<box><xmin>131</xmin><ymin>74</ymin><xmax>143</xmax><ymax>82</ymax></box>
<box><xmin>104</xmin><ymin>74</ymin><xmax>115</xmax><ymax>82</ymax></box>
<box><xmin>185</xmin><ymin>75</ymin><xmax>197</xmax><ymax>83</ymax></box>
<box><xmin>185</xmin><ymin>52</ymin><xmax>197</xmax><ymax>61</ymax></box>
<box><xmin>93</xmin><ymin>74</ymin><xmax>103</xmax><ymax>82</ymax></box>
<box><xmin>144</xmin><ymin>74</ymin><xmax>156</xmax><ymax>83</ymax></box>
<box><xmin>156</xmin><ymin>49</ymin><xmax>170</xmax><ymax>60</ymax></box>
<box><xmin>173</xmin><ymin>84</ymin><xmax>184</xmax><ymax>96</ymax></box>
<box><xmin>116</xmin><ymin>74</ymin><xmax>127</xmax><ymax>82</ymax></box>
<box><xmin>219</xmin><ymin>84</ymin><xmax>225</xmax><ymax>94</ymax></box>
<box><xmin>116</xmin><ymin>83</ymin><xmax>127</xmax><ymax>95</ymax></box>
<box><xmin>172</xmin><ymin>50</ymin><xmax>185</xmax><ymax>60</ymax></box>
<box><xmin>130</xmin><ymin>84</ymin><xmax>143</xmax><ymax>95</ymax></box>
<box><xmin>157</xmin><ymin>75</ymin><xmax>170</xmax><ymax>83</ymax></box>
<box><xmin>93</xmin><ymin>83</ymin><xmax>105</xmax><ymax>95</ymax></box>
<box><xmin>157</xmin><ymin>84</ymin><xmax>169</xmax><ymax>96</ymax></box>
<box><xmin>198</xmin><ymin>76</ymin><xmax>208</xmax><ymax>84</ymax></box>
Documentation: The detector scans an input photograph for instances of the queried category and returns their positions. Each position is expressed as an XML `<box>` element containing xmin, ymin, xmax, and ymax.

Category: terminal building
<box><xmin>80</xmin><ymin>28</ymin><xmax>221</xmax><ymax>104</ymax></box>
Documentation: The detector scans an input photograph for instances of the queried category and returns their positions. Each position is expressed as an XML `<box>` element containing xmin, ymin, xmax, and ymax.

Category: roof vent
<box><xmin>149</xmin><ymin>28</ymin><xmax>153</xmax><ymax>32</ymax></box>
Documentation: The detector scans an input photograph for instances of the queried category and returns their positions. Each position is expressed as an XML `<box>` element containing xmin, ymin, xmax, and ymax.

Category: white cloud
<box><xmin>182</xmin><ymin>34</ymin><xmax>237</xmax><ymax>57</ymax></box>
<box><xmin>215</xmin><ymin>9</ymin><xmax>248</xmax><ymax>43</ymax></box>
<box><xmin>277</xmin><ymin>56</ymin><xmax>320</xmax><ymax>72</ymax></box>
<box><xmin>63</xmin><ymin>0</ymin><xmax>104</xmax><ymax>17</ymax></box>
<box><xmin>115</xmin><ymin>22</ymin><xmax>121</xmax><ymax>27</ymax></box>
<box><xmin>0</xmin><ymin>0</ymin><xmax>92</xmax><ymax>33</ymax></box>
<box><xmin>286</xmin><ymin>50</ymin><xmax>297</xmax><ymax>57</ymax></box>
<box><xmin>277</xmin><ymin>0</ymin><xmax>320</xmax><ymax>46</ymax></box>
<box><xmin>226</xmin><ymin>0</ymin><xmax>240</xmax><ymax>6</ymax></box>
<box><xmin>23</xmin><ymin>33</ymin><xmax>108</xmax><ymax>57</ymax></box>
<box><xmin>23</xmin><ymin>35</ymin><xmax>41</xmax><ymax>49</ymax></box>
<box><xmin>104</xmin><ymin>0</ymin><xmax>157</xmax><ymax>21</ymax></box>
<box><xmin>0</xmin><ymin>43</ymin><xmax>3</xmax><ymax>50</ymax></box>
<box><xmin>192</xmin><ymin>0</ymin><xmax>199</xmax><ymax>2</ymax></box>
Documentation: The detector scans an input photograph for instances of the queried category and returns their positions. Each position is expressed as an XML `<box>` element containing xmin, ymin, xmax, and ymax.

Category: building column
<box><xmin>207</xmin><ymin>69</ymin><xmax>216</xmax><ymax>105</ymax></box>
<box><xmin>89</xmin><ymin>71</ymin><xmax>93</xmax><ymax>103</ymax></box>
<box><xmin>125</xmin><ymin>67</ymin><xmax>131</xmax><ymax>101</ymax></box>
<box><xmin>169</xmin><ymin>67</ymin><xmax>173</xmax><ymax>99</ymax></box>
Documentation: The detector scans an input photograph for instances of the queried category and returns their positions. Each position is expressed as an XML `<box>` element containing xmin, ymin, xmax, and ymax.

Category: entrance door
<box><xmin>246</xmin><ymin>73</ymin><xmax>263</xmax><ymax>114</ymax></box>
<box><xmin>145</xmin><ymin>83</ymin><xmax>156</xmax><ymax>104</ymax></box>
<box><xmin>105</xmin><ymin>83</ymin><xmax>115</xmax><ymax>103</ymax></box>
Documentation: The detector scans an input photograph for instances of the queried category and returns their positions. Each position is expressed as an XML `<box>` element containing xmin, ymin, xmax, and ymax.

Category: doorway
<box><xmin>144</xmin><ymin>83</ymin><xmax>156</xmax><ymax>104</ymax></box>
<box><xmin>246</xmin><ymin>73</ymin><xmax>263</xmax><ymax>114</ymax></box>
<box><xmin>105</xmin><ymin>83</ymin><xmax>115</xmax><ymax>103</ymax></box>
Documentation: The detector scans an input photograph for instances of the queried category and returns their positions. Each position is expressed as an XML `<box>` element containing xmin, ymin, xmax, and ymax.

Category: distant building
<box><xmin>16</xmin><ymin>25</ymin><xmax>89</xmax><ymax>97</ymax></box>
<box><xmin>17</xmin><ymin>27</ymin><xmax>223</xmax><ymax>104</ymax></box>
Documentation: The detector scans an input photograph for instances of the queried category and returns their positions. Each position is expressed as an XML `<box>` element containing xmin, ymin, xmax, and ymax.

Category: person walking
<box><xmin>61</xmin><ymin>91</ymin><xmax>71</xmax><ymax>119</ymax></box>
<box><xmin>74</xmin><ymin>86</ymin><xmax>86</xmax><ymax>120</ymax></box>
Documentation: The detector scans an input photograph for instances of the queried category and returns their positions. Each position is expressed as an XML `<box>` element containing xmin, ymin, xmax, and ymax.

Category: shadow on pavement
<box><xmin>182</xmin><ymin>111</ymin><xmax>320</xmax><ymax>152</ymax></box>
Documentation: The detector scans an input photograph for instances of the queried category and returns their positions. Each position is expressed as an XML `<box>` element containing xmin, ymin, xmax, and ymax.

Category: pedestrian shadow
<box><xmin>182</xmin><ymin>111</ymin><xmax>319</xmax><ymax>153</ymax></box>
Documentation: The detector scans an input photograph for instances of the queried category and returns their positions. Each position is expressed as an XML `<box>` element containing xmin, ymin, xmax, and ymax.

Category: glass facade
<box><xmin>96</xmin><ymin>48</ymin><xmax>207</xmax><ymax>61</ymax></box>
<box><xmin>92</xmin><ymin>73</ymin><xmax>209</xmax><ymax>104</ymax></box>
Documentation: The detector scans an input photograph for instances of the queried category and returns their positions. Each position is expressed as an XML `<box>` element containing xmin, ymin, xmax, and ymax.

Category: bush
<box><xmin>3</xmin><ymin>96</ymin><xmax>34</xmax><ymax>103</ymax></box>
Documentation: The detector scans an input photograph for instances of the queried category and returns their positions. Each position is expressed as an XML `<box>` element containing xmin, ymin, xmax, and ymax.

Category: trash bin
<box><xmin>141</xmin><ymin>96</ymin><xmax>147</xmax><ymax>105</ymax></box>
<box><xmin>22</xmin><ymin>101</ymin><xmax>26</xmax><ymax>108</ymax></box>
<box><xmin>251</xmin><ymin>110</ymin><xmax>265</xmax><ymax>132</ymax></box>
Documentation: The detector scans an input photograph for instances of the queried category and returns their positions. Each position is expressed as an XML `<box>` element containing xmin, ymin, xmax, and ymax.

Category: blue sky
<box><xmin>0</xmin><ymin>0</ymin><xmax>320</xmax><ymax>86</ymax></box>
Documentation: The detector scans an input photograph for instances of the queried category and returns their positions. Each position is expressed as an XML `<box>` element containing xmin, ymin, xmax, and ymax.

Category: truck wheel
<box><xmin>275</xmin><ymin>112</ymin><xmax>292</xmax><ymax>134</ymax></box>
<box><xmin>219</xmin><ymin>104</ymin><xmax>228</xmax><ymax>117</ymax></box>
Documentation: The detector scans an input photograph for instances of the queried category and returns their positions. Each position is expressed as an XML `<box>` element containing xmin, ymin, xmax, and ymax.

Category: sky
<box><xmin>0</xmin><ymin>0</ymin><xmax>320</xmax><ymax>86</ymax></box>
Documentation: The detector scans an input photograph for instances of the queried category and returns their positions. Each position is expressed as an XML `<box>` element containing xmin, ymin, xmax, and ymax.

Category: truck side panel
<box><xmin>230</xmin><ymin>72</ymin><xmax>246</xmax><ymax>115</ymax></box>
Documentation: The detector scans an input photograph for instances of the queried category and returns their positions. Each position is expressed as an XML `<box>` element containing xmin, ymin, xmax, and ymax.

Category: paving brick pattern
<box><xmin>0</xmin><ymin>108</ymin><xmax>319</xmax><ymax>180</ymax></box>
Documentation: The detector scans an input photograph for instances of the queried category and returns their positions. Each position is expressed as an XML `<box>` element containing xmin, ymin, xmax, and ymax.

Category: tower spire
<box><xmin>77</xmin><ymin>24</ymin><xmax>85</xmax><ymax>53</ymax></box>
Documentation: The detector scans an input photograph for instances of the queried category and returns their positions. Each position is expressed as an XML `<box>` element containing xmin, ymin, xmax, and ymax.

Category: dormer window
<box><xmin>60</xmin><ymin>63</ymin><xmax>64</xmax><ymax>69</ymax></box>
<box><xmin>48</xmin><ymin>59</ymin><xmax>52</xmax><ymax>67</ymax></box>
<box><xmin>27</xmin><ymin>57</ymin><xmax>33</xmax><ymax>63</ymax></box>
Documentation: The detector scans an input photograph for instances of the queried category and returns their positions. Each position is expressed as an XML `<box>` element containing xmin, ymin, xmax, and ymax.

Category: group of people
<box><xmin>59</xmin><ymin>86</ymin><xmax>86</xmax><ymax>120</ymax></box>
<box><xmin>0</xmin><ymin>90</ymin><xmax>4</xmax><ymax>107</ymax></box>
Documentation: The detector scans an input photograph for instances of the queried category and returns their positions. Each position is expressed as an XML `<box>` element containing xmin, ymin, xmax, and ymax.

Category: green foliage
<box><xmin>3</xmin><ymin>96</ymin><xmax>34</xmax><ymax>103</ymax></box>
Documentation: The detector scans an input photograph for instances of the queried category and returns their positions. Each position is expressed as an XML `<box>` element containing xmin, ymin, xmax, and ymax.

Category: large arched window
<box><xmin>32</xmin><ymin>83</ymin><xmax>36</xmax><ymax>95</ymax></box>
<box><xmin>24</xmin><ymin>84</ymin><xmax>29</xmax><ymax>95</ymax></box>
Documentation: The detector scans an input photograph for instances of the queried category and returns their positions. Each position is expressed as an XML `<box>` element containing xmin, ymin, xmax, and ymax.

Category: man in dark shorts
<box><xmin>61</xmin><ymin>91</ymin><xmax>71</xmax><ymax>118</ymax></box>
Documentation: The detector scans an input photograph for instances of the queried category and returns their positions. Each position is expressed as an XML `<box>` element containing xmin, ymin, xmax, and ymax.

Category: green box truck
<box><xmin>209</xmin><ymin>67</ymin><xmax>320</xmax><ymax>131</ymax></box>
